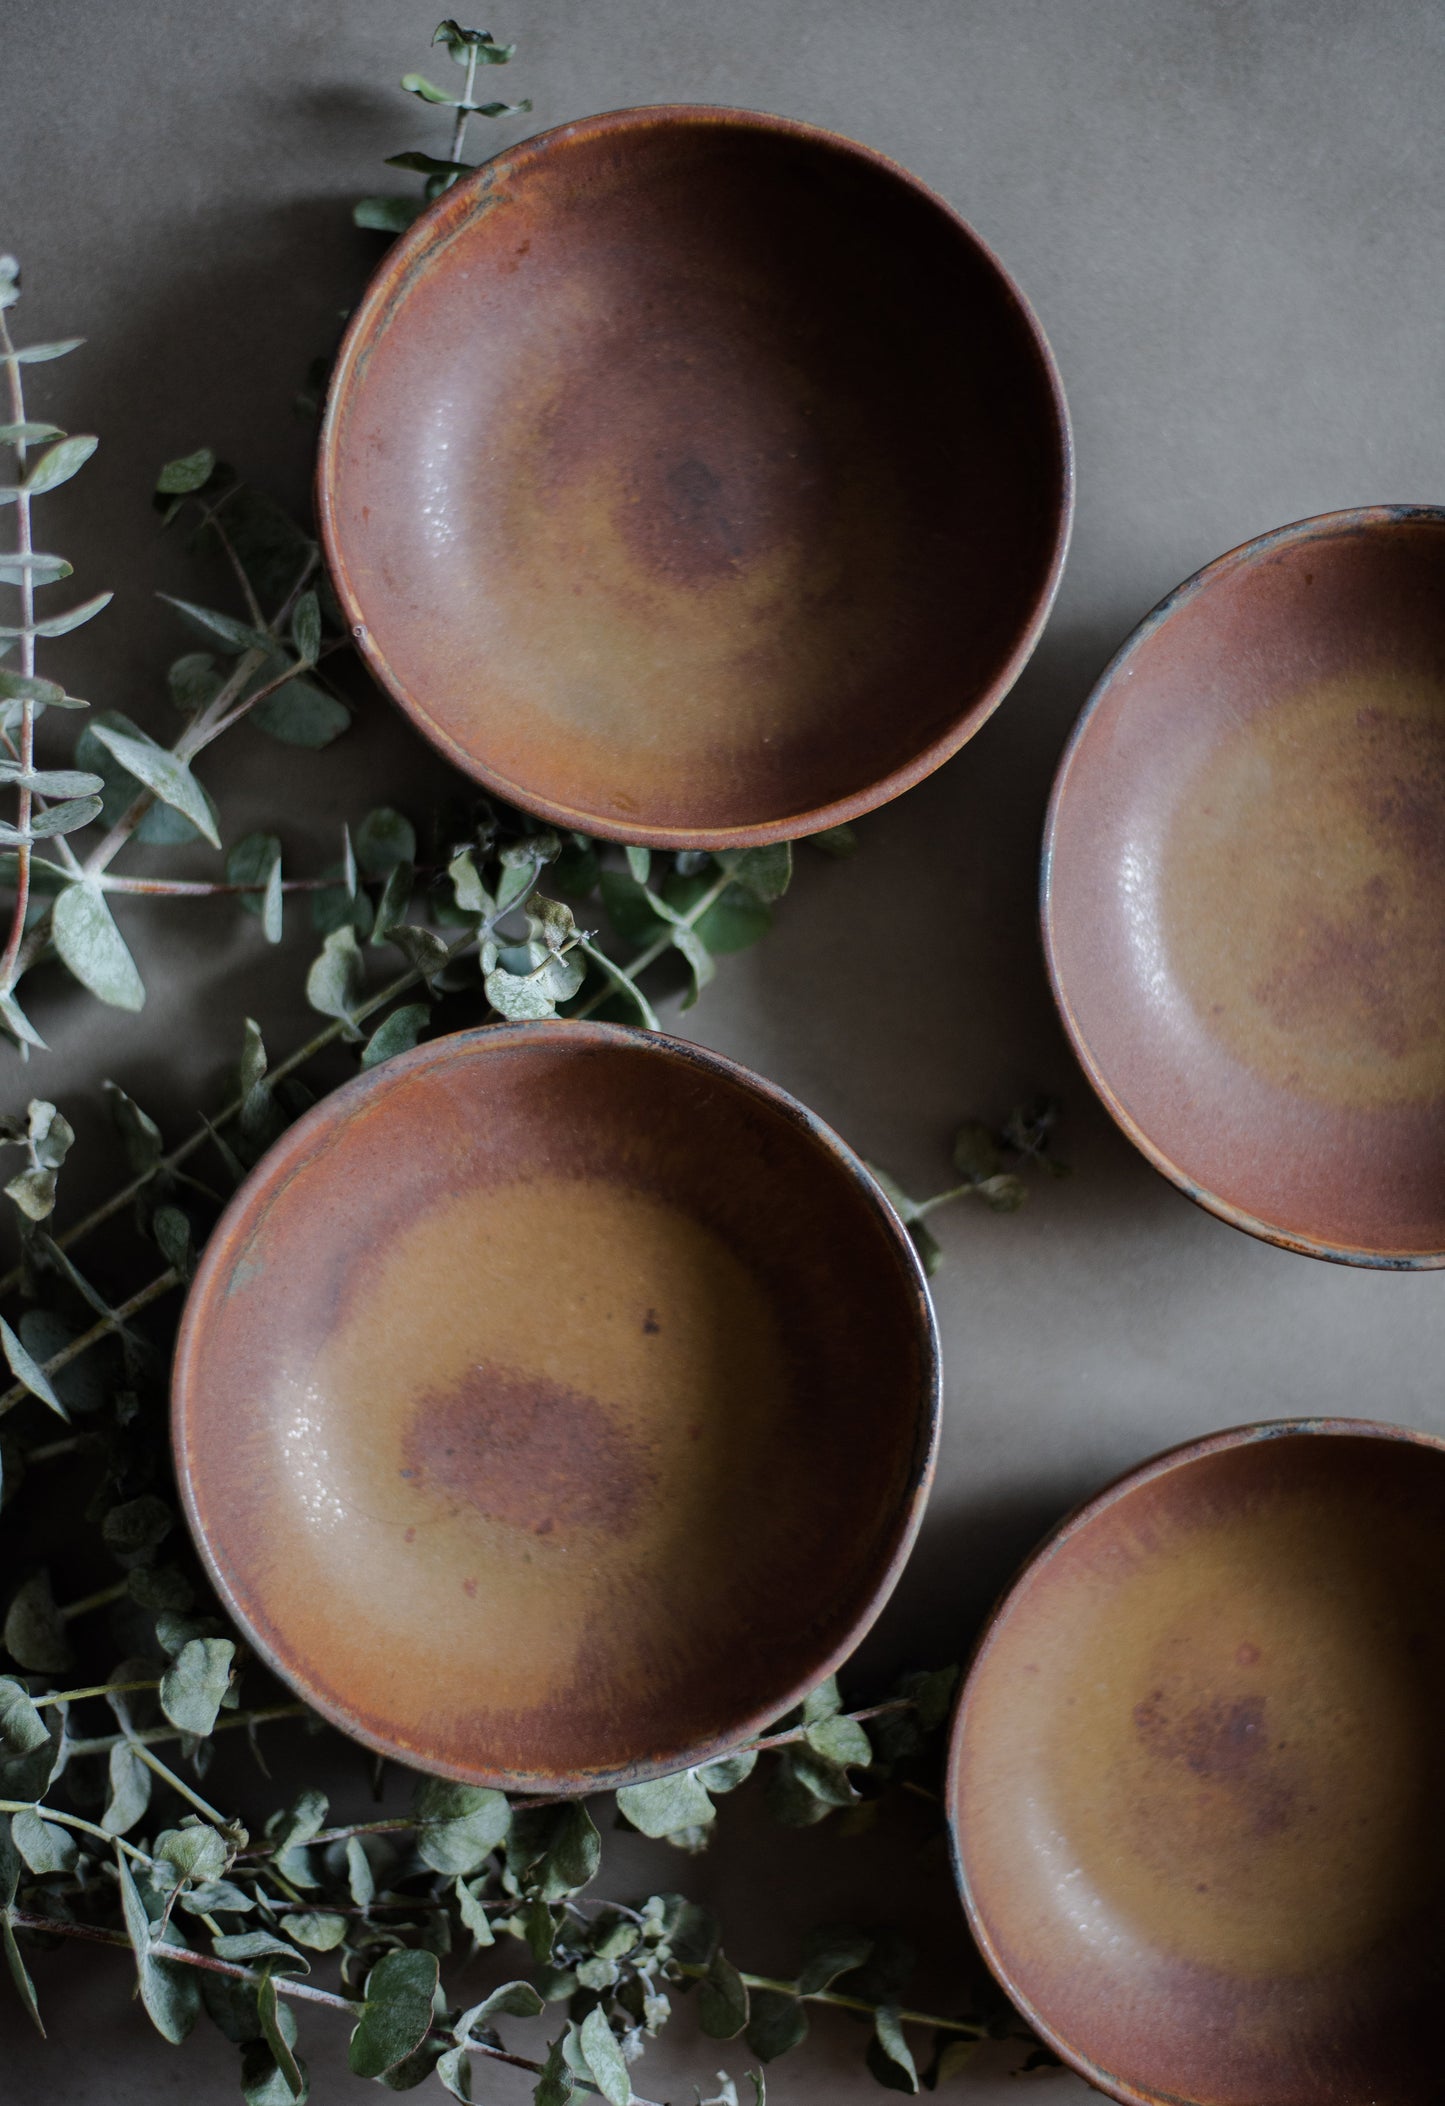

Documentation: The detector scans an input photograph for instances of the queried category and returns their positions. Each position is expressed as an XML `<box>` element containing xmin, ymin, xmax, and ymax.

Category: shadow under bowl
<box><xmin>318</xmin><ymin>105</ymin><xmax>1072</xmax><ymax>848</ymax></box>
<box><xmin>948</xmin><ymin>1419</ymin><xmax>1445</xmax><ymax>2106</ymax></box>
<box><xmin>172</xmin><ymin>1022</ymin><xmax>939</xmax><ymax>1792</ymax></box>
<box><xmin>1044</xmin><ymin>506</ymin><xmax>1445</xmax><ymax>1265</ymax></box>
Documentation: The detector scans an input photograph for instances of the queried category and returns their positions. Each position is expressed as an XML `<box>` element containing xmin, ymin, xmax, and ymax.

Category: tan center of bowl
<box><xmin>1162</xmin><ymin>667</ymin><xmax>1445</xmax><ymax>1109</ymax></box>
<box><xmin>272</xmin><ymin>1175</ymin><xmax>792</xmax><ymax>1721</ymax></box>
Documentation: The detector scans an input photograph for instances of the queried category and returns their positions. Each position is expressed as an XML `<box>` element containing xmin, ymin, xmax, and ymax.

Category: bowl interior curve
<box><xmin>1046</xmin><ymin>509</ymin><xmax>1445</xmax><ymax>1262</ymax></box>
<box><xmin>950</xmin><ymin>1426</ymin><xmax>1445</xmax><ymax>2106</ymax></box>
<box><xmin>321</xmin><ymin>108</ymin><xmax>1070</xmax><ymax>844</ymax></box>
<box><xmin>173</xmin><ymin>1025</ymin><xmax>936</xmax><ymax>1790</ymax></box>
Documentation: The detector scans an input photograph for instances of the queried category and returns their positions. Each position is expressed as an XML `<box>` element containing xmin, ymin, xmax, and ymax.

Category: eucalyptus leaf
<box><xmin>697</xmin><ymin>1750</ymin><xmax>757</xmax><ymax>1794</ymax></box>
<box><xmin>355</xmin><ymin>807</ymin><xmax>416</xmax><ymax>875</ymax></box>
<box><xmin>745</xmin><ymin>1989</ymin><xmax>808</xmax><ymax>2063</ymax></box>
<box><xmin>159</xmin><ymin>1637</ymin><xmax>234</xmax><ymax>1736</ymax></box>
<box><xmin>673</xmin><ymin>922</ymin><xmax>714</xmax><ymax>1008</ymax></box>
<box><xmin>3</xmin><ymin>1572</ymin><xmax>70</xmax><ymax>1674</ymax></box>
<box><xmin>280</xmin><ymin>1910</ymin><xmax>348</xmax><ymax>1951</ymax></box>
<box><xmin>348</xmin><ymin>1948</ymin><xmax>440</xmax><ymax>2079</ymax></box>
<box><xmin>116</xmin><ymin>1848</ymin><xmax>200</xmax><ymax>2044</ymax></box>
<box><xmin>578</xmin><ymin>2006</ymin><xmax>631</xmax><ymax>2106</ymax></box>
<box><xmin>803</xmin><ymin>1714</ymin><xmax>873</xmax><ymax>1770</ymax></box>
<box><xmin>159</xmin><ymin>593</ymin><xmax>270</xmax><ymax>657</ymax></box>
<box><xmin>29</xmin><ymin>794</ymin><xmax>101</xmax><ymax>838</ymax></box>
<box><xmin>155</xmin><ymin>1822</ymin><xmax>227</xmax><ymax>1884</ymax></box>
<box><xmin>867</xmin><ymin>2008</ymin><xmax>920</xmax><ymax>2093</ymax></box>
<box><xmin>345</xmin><ymin>1835</ymin><xmax>374</xmax><ymax>1910</ymax></box>
<box><xmin>253</xmin><ymin>674</ymin><xmax>351</xmax><ymax>748</ymax></box>
<box><xmin>370</xmin><ymin>858</ymin><xmax>414</xmax><ymax>943</ymax></box>
<box><xmin>454</xmin><ymin>1875</ymin><xmax>493</xmax><ymax>1948</ymax></box>
<box><xmin>533</xmin><ymin>2035</ymin><xmax>575</xmax><ymax>2106</ymax></box>
<box><xmin>434</xmin><ymin>20</ymin><xmax>516</xmax><ymax>62</ymax></box>
<box><xmin>23</xmin><ymin>434</ymin><xmax>97</xmax><ymax>496</ymax></box>
<box><xmin>698</xmin><ymin>1950</ymin><xmax>750</xmax><ymax>2040</ymax></box>
<box><xmin>436</xmin><ymin>2046</ymin><xmax>472</xmax><ymax>2102</ymax></box>
<box><xmin>796</xmin><ymin>1925</ymin><xmax>874</xmax><ymax>1996</ymax></box>
<box><xmin>103</xmin><ymin>1741</ymin><xmax>153</xmax><ymax>1835</ymax></box>
<box><xmin>8</xmin><ymin>340</ymin><xmax>83</xmax><ymax>364</ymax></box>
<box><xmin>598</xmin><ymin>869</ymin><xmax>665</xmax><ymax>944</ymax></box>
<box><xmin>52</xmin><ymin>880</ymin><xmax>145</xmax><ymax>1011</ymax></box>
<box><xmin>384</xmin><ymin>151</ymin><xmax>475</xmax><ymax>179</ymax></box>
<box><xmin>2</xmin><ymin>1908</ymin><xmax>44</xmax><ymax>2036</ymax></box>
<box><xmin>0</xmin><ymin>1314</ymin><xmax>66</xmax><ymax>1419</ymax></box>
<box><xmin>402</xmin><ymin>72</ymin><xmax>456</xmax><ymax>104</ymax></box>
<box><xmin>242</xmin><ymin>2034</ymin><xmax>310</xmax><ymax>2106</ymax></box>
<box><xmin>616</xmin><ymin>1769</ymin><xmax>714</xmax><ymax>1840</ymax></box>
<box><xmin>102</xmin><ymin>1492</ymin><xmax>173</xmax><ymax>1555</ymax></box>
<box><xmin>354</xmin><ymin>197</ymin><xmax>425</xmax><ymax>233</ymax></box>
<box><xmin>227</xmin><ymin>833</ymin><xmax>282</xmax><ymax>923</ymax></box>
<box><xmin>362</xmin><ymin>1002</ymin><xmax>429</xmax><ymax>1069</ymax></box>
<box><xmin>304</xmin><ymin>925</ymin><xmax>365</xmax><ymax>1038</ymax></box>
<box><xmin>257</xmin><ymin>1969</ymin><xmax>308</xmax><ymax>2101</ymax></box>
<box><xmin>155</xmin><ymin>449</ymin><xmax>216</xmax><ymax>496</ymax></box>
<box><xmin>0</xmin><ymin>1678</ymin><xmax>48</xmax><ymax>1756</ymax></box>
<box><xmin>718</xmin><ymin>843</ymin><xmax>792</xmax><ymax>901</ymax></box>
<box><xmin>212</xmin><ymin>1931</ymin><xmax>310</xmax><ymax>1975</ymax></box>
<box><xmin>413</xmin><ymin>1779</ymin><xmax>510</xmax><ymax>1876</ymax></box>
<box><xmin>290</xmin><ymin>591</ymin><xmax>321</xmax><ymax>666</ymax></box>
<box><xmin>10</xmin><ymin>1808</ymin><xmax>77</xmax><ymax>1876</ymax></box>
<box><xmin>20</xmin><ymin>591</ymin><xmax>113</xmax><ymax>639</ymax></box>
<box><xmin>459</xmin><ymin>1979</ymin><xmax>544</xmax><ymax>2028</ymax></box>
<box><xmin>83</xmin><ymin>726</ymin><xmax>217</xmax><ymax>847</ymax></box>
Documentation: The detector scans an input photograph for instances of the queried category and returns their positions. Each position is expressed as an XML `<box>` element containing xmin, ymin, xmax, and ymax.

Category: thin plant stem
<box><xmin>572</xmin><ymin>869</ymin><xmax>731</xmax><ymax>1022</ymax></box>
<box><xmin>101</xmin><ymin>873</ymin><xmax>336</xmax><ymax>899</ymax></box>
<box><xmin>123</xmin><ymin>1734</ymin><xmax>229</xmax><ymax>1826</ymax></box>
<box><xmin>674</xmin><ymin>1958</ymin><xmax>985</xmax><ymax>2040</ymax></box>
<box><xmin>451</xmin><ymin>43</ymin><xmax>481</xmax><ymax>164</ymax></box>
<box><xmin>57</xmin><ymin>1578</ymin><xmax>128</xmax><ymax>1621</ymax></box>
<box><xmin>32</xmin><ymin>1678</ymin><xmax>159</xmax><ymax>1709</ymax></box>
<box><xmin>0</xmin><ymin>1266</ymin><xmax>181</xmax><ymax>1416</ymax></box>
<box><xmin>0</xmin><ymin>299</ymin><xmax>36</xmax><ymax>999</ymax></box>
<box><xmin>64</xmin><ymin>1700</ymin><xmax>308</xmax><ymax>1760</ymax></box>
<box><xmin>3</xmin><ymin>1911</ymin><xmax>669</xmax><ymax>2101</ymax></box>
<box><xmin>0</xmin><ymin>1800</ymin><xmax>154</xmax><ymax>1866</ymax></box>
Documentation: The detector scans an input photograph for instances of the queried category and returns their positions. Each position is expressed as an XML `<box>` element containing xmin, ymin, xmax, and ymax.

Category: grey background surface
<box><xmin>3</xmin><ymin>0</ymin><xmax>1444</xmax><ymax>2098</ymax></box>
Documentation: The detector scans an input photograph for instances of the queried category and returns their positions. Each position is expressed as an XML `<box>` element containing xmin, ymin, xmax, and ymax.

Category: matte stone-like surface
<box><xmin>1046</xmin><ymin>509</ymin><xmax>1445</xmax><ymax>1264</ymax></box>
<box><xmin>5</xmin><ymin>2</ymin><xmax>1445</xmax><ymax>2100</ymax></box>
<box><xmin>321</xmin><ymin>107</ymin><xmax>1070</xmax><ymax>843</ymax></box>
<box><xmin>175</xmin><ymin>1025</ymin><xmax>937</xmax><ymax>1791</ymax></box>
<box><xmin>951</xmin><ymin>1424</ymin><xmax>1445</xmax><ymax>2104</ymax></box>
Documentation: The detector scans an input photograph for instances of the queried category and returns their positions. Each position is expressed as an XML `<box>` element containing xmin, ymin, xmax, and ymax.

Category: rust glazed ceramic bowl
<box><xmin>1044</xmin><ymin>506</ymin><xmax>1445</xmax><ymax>1266</ymax></box>
<box><xmin>948</xmin><ymin>1419</ymin><xmax>1445</xmax><ymax>2106</ymax></box>
<box><xmin>173</xmin><ymin>1022</ymin><xmax>939</xmax><ymax>1792</ymax></box>
<box><xmin>318</xmin><ymin>106</ymin><xmax>1072</xmax><ymax>848</ymax></box>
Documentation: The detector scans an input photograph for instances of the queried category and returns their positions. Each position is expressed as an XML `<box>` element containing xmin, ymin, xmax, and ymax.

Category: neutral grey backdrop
<box><xmin>4</xmin><ymin>0</ymin><xmax>1444</xmax><ymax>2098</ymax></box>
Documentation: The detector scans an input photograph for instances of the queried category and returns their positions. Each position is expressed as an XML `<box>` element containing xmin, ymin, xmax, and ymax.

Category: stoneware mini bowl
<box><xmin>948</xmin><ymin>1418</ymin><xmax>1445</xmax><ymax>2106</ymax></box>
<box><xmin>172</xmin><ymin>1021</ymin><xmax>939</xmax><ymax>1793</ymax></box>
<box><xmin>1044</xmin><ymin>506</ymin><xmax>1445</xmax><ymax>1266</ymax></box>
<box><xmin>318</xmin><ymin>105</ymin><xmax>1072</xmax><ymax>848</ymax></box>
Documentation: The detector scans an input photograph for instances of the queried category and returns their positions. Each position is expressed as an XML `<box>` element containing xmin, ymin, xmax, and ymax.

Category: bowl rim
<box><xmin>945</xmin><ymin>1414</ymin><xmax>1445</xmax><ymax>2106</ymax></box>
<box><xmin>1040</xmin><ymin>502</ymin><xmax>1445</xmax><ymax>1271</ymax></box>
<box><xmin>316</xmin><ymin>100</ymin><xmax>1075</xmax><ymax>850</ymax></box>
<box><xmin>172</xmin><ymin>1017</ymin><xmax>942</xmax><ymax>1794</ymax></box>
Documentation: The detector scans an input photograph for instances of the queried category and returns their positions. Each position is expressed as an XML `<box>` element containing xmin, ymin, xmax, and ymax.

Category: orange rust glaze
<box><xmin>948</xmin><ymin>1421</ymin><xmax>1445</xmax><ymax>2106</ymax></box>
<box><xmin>318</xmin><ymin>106</ymin><xmax>1072</xmax><ymax>848</ymax></box>
<box><xmin>1045</xmin><ymin>507</ymin><xmax>1445</xmax><ymax>1265</ymax></box>
<box><xmin>172</xmin><ymin>1023</ymin><xmax>939</xmax><ymax>1792</ymax></box>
